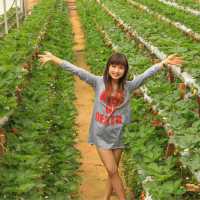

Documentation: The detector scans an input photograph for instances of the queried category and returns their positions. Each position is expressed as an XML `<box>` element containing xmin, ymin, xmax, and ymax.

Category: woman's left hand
<box><xmin>161</xmin><ymin>54</ymin><xmax>184</xmax><ymax>66</ymax></box>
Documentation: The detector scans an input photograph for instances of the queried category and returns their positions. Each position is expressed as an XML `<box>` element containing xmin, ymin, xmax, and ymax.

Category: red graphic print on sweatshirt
<box><xmin>95</xmin><ymin>90</ymin><xmax>123</xmax><ymax>126</ymax></box>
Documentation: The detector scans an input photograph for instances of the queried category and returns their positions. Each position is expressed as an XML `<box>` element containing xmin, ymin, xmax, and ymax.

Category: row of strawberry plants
<box><xmin>77</xmin><ymin>0</ymin><xmax>200</xmax><ymax>198</ymax></box>
<box><xmin>131</xmin><ymin>0</ymin><xmax>200</xmax><ymax>34</ymax></box>
<box><xmin>0</xmin><ymin>61</ymin><xmax>80</xmax><ymax>199</ymax></box>
<box><xmin>99</xmin><ymin>0</ymin><xmax>200</xmax><ymax>84</ymax></box>
<box><xmin>0</xmin><ymin>0</ymin><xmax>81</xmax><ymax>199</ymax></box>
<box><xmin>0</xmin><ymin>0</ymin><xmax>56</xmax><ymax>119</ymax></box>
<box><xmin>160</xmin><ymin>0</ymin><xmax>200</xmax><ymax>14</ymax></box>
<box><xmin>35</xmin><ymin>1</ymin><xmax>81</xmax><ymax>198</ymax></box>
<box><xmin>94</xmin><ymin>0</ymin><xmax>200</xmax><ymax>184</ymax></box>
<box><xmin>126</xmin><ymin>0</ymin><xmax>200</xmax><ymax>42</ymax></box>
<box><xmin>123</xmin><ymin>97</ymin><xmax>200</xmax><ymax>200</ymax></box>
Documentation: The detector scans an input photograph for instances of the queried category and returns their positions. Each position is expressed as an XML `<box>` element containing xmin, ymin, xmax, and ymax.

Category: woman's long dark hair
<box><xmin>103</xmin><ymin>52</ymin><xmax>129</xmax><ymax>106</ymax></box>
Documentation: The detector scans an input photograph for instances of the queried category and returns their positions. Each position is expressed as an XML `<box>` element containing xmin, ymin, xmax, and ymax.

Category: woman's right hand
<box><xmin>161</xmin><ymin>54</ymin><xmax>184</xmax><ymax>66</ymax></box>
<box><xmin>38</xmin><ymin>51</ymin><xmax>54</xmax><ymax>65</ymax></box>
<box><xmin>38</xmin><ymin>51</ymin><xmax>63</xmax><ymax>65</ymax></box>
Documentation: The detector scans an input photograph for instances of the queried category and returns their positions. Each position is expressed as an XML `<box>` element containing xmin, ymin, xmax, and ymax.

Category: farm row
<box><xmin>0</xmin><ymin>0</ymin><xmax>81</xmax><ymax>199</ymax></box>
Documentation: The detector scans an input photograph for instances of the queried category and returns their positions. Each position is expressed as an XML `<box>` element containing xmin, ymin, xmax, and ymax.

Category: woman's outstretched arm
<box><xmin>128</xmin><ymin>54</ymin><xmax>183</xmax><ymax>91</ymax></box>
<box><xmin>38</xmin><ymin>51</ymin><xmax>99</xmax><ymax>88</ymax></box>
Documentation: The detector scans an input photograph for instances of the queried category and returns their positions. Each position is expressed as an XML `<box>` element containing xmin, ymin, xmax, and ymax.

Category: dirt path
<box><xmin>66</xmin><ymin>0</ymin><xmax>127</xmax><ymax>199</ymax></box>
<box><xmin>27</xmin><ymin>0</ymin><xmax>39</xmax><ymax>11</ymax></box>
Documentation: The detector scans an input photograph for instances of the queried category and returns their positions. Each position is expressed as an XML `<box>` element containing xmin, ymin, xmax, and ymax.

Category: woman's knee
<box><xmin>106</xmin><ymin>165</ymin><xmax>118</xmax><ymax>177</ymax></box>
<box><xmin>95</xmin><ymin>147</ymin><xmax>119</xmax><ymax>177</ymax></box>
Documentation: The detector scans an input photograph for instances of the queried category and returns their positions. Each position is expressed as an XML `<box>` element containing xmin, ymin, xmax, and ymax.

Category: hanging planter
<box><xmin>140</xmin><ymin>191</ymin><xmax>146</xmax><ymax>200</ymax></box>
<box><xmin>0</xmin><ymin>143</ymin><xmax>5</xmax><ymax>156</ymax></box>
<box><xmin>197</xmin><ymin>95</ymin><xmax>200</xmax><ymax>117</ymax></box>
<box><xmin>165</xmin><ymin>143</ymin><xmax>176</xmax><ymax>157</ymax></box>
<box><xmin>0</xmin><ymin>128</ymin><xmax>6</xmax><ymax>144</ymax></box>
<box><xmin>151</xmin><ymin>119</ymin><xmax>163</xmax><ymax>127</ymax></box>
<box><xmin>178</xmin><ymin>82</ymin><xmax>186</xmax><ymax>99</ymax></box>
<box><xmin>167</xmin><ymin>67</ymin><xmax>175</xmax><ymax>83</ymax></box>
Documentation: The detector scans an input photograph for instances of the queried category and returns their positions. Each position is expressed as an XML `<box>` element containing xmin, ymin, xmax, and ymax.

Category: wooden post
<box><xmin>197</xmin><ymin>95</ymin><xmax>200</xmax><ymax>117</ymax></box>
<box><xmin>3</xmin><ymin>0</ymin><xmax>8</xmax><ymax>34</ymax></box>
<box><xmin>0</xmin><ymin>128</ymin><xmax>6</xmax><ymax>156</ymax></box>
<box><xmin>0</xmin><ymin>129</ymin><xmax>6</xmax><ymax>144</ymax></box>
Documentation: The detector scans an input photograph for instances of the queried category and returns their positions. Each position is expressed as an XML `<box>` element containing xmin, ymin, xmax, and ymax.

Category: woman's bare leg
<box><xmin>96</xmin><ymin>147</ymin><xmax>126</xmax><ymax>200</ymax></box>
<box><xmin>104</xmin><ymin>148</ymin><xmax>123</xmax><ymax>200</ymax></box>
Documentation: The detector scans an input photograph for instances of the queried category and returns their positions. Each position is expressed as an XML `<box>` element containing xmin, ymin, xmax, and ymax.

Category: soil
<box><xmin>27</xmin><ymin>0</ymin><xmax>39</xmax><ymax>11</ymax></box>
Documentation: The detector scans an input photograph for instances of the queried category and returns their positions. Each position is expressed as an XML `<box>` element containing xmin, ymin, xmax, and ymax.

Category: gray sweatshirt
<box><xmin>59</xmin><ymin>60</ymin><xmax>162</xmax><ymax>149</ymax></box>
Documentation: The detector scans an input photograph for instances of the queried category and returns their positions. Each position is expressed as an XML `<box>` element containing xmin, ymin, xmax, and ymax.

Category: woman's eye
<box><xmin>110</xmin><ymin>64</ymin><xmax>124</xmax><ymax>70</ymax></box>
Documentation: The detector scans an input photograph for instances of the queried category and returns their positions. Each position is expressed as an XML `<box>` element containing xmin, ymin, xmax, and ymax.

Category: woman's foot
<box><xmin>111</xmin><ymin>190</ymin><xmax>117</xmax><ymax>196</ymax></box>
<box><xmin>103</xmin><ymin>190</ymin><xmax>117</xmax><ymax>200</ymax></box>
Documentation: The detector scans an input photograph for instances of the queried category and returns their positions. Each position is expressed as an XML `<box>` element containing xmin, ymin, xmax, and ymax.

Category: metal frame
<box><xmin>1</xmin><ymin>0</ymin><xmax>26</xmax><ymax>35</ymax></box>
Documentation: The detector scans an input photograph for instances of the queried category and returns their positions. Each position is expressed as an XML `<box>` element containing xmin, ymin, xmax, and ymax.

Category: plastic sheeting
<box><xmin>0</xmin><ymin>0</ymin><xmax>21</xmax><ymax>15</ymax></box>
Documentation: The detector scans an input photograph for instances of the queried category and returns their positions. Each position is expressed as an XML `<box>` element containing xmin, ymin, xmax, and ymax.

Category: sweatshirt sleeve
<box><xmin>128</xmin><ymin>63</ymin><xmax>162</xmax><ymax>91</ymax></box>
<box><xmin>59</xmin><ymin>60</ymin><xmax>98</xmax><ymax>88</ymax></box>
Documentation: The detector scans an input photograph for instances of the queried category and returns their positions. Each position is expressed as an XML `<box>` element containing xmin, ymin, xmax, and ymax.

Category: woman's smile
<box><xmin>109</xmin><ymin>64</ymin><xmax>125</xmax><ymax>80</ymax></box>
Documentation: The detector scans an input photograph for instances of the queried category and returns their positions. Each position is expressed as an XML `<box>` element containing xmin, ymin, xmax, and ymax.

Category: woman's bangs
<box><xmin>109</xmin><ymin>56</ymin><xmax>127</xmax><ymax>68</ymax></box>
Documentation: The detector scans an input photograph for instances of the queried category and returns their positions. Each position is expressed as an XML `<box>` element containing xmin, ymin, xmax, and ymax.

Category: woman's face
<box><xmin>108</xmin><ymin>64</ymin><xmax>125</xmax><ymax>81</ymax></box>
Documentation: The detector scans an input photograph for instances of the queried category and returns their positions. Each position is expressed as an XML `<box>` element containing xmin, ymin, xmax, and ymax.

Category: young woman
<box><xmin>38</xmin><ymin>52</ymin><xmax>183</xmax><ymax>200</ymax></box>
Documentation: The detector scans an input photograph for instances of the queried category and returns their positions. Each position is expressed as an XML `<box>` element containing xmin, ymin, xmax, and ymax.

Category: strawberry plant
<box><xmin>0</xmin><ymin>0</ymin><xmax>81</xmax><ymax>199</ymax></box>
<box><xmin>0</xmin><ymin>0</ymin><xmax>57</xmax><ymax>119</ymax></box>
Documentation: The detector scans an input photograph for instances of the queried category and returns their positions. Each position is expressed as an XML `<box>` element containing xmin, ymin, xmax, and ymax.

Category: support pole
<box><xmin>3</xmin><ymin>0</ymin><xmax>8</xmax><ymax>34</ymax></box>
